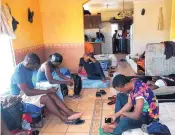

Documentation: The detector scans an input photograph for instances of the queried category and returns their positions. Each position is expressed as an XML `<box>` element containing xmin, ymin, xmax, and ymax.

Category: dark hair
<box><xmin>24</xmin><ymin>53</ymin><xmax>40</xmax><ymax>65</ymax></box>
<box><xmin>115</xmin><ymin>30</ymin><xmax>118</xmax><ymax>33</ymax></box>
<box><xmin>112</xmin><ymin>74</ymin><xmax>129</xmax><ymax>88</ymax></box>
<box><xmin>96</xmin><ymin>32</ymin><xmax>100</xmax><ymax>39</ymax></box>
<box><xmin>49</xmin><ymin>53</ymin><xmax>63</xmax><ymax>63</ymax></box>
<box><xmin>84</xmin><ymin>35</ymin><xmax>88</xmax><ymax>42</ymax></box>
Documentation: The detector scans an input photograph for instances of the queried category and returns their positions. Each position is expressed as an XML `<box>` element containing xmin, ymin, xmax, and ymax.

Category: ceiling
<box><xmin>84</xmin><ymin>0</ymin><xmax>134</xmax><ymax>13</ymax></box>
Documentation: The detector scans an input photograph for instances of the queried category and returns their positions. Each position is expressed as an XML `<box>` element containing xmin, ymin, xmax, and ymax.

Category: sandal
<box><xmin>96</xmin><ymin>92</ymin><xmax>101</xmax><ymax>97</ymax></box>
<box><xmin>107</xmin><ymin>100</ymin><xmax>116</xmax><ymax>105</ymax></box>
<box><xmin>107</xmin><ymin>95</ymin><xmax>116</xmax><ymax>105</ymax></box>
<box><xmin>100</xmin><ymin>90</ymin><xmax>106</xmax><ymax>95</ymax></box>
<box><xmin>65</xmin><ymin>118</ymin><xmax>85</xmax><ymax>125</ymax></box>
<box><xmin>108</xmin><ymin>95</ymin><xmax>116</xmax><ymax>100</ymax></box>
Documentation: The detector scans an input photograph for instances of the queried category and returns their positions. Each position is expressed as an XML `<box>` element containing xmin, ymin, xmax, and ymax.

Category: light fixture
<box><xmin>83</xmin><ymin>4</ymin><xmax>89</xmax><ymax>10</ymax></box>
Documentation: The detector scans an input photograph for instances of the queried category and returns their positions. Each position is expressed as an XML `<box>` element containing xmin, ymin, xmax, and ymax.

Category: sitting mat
<box><xmin>80</xmin><ymin>76</ymin><xmax>110</xmax><ymax>89</ymax></box>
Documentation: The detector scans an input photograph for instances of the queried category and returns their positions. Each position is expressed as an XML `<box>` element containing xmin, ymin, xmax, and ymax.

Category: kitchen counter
<box><xmin>88</xmin><ymin>42</ymin><xmax>102</xmax><ymax>44</ymax></box>
<box><xmin>88</xmin><ymin>42</ymin><xmax>101</xmax><ymax>54</ymax></box>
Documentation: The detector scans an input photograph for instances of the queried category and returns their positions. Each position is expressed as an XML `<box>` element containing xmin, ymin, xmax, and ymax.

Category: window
<box><xmin>0</xmin><ymin>34</ymin><xmax>15</xmax><ymax>95</ymax></box>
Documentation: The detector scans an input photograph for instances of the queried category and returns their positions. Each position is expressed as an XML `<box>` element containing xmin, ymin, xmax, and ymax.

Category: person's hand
<box><xmin>47</xmin><ymin>88</ymin><xmax>57</xmax><ymax>94</ymax></box>
<box><xmin>68</xmin><ymin>79</ymin><xmax>74</xmax><ymax>84</ymax></box>
<box><xmin>66</xmin><ymin>80</ymin><xmax>74</xmax><ymax>86</ymax></box>
<box><xmin>87</xmin><ymin>55</ymin><xmax>91</xmax><ymax>59</ymax></box>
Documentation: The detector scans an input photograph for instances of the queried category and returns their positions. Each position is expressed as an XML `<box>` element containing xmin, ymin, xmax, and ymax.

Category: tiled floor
<box><xmin>39</xmin><ymin>54</ymin><xmax>135</xmax><ymax>135</ymax></box>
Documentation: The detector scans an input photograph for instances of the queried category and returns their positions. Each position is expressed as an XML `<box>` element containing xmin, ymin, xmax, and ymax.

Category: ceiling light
<box><xmin>83</xmin><ymin>4</ymin><xmax>89</xmax><ymax>10</ymax></box>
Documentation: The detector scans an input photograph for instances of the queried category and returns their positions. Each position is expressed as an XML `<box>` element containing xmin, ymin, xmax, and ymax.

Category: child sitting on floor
<box><xmin>102</xmin><ymin>74</ymin><xmax>159</xmax><ymax>135</ymax></box>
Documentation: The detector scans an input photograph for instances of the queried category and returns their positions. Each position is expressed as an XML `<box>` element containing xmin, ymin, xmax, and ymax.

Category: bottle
<box><xmin>68</xmin><ymin>85</ymin><xmax>74</xmax><ymax>97</ymax></box>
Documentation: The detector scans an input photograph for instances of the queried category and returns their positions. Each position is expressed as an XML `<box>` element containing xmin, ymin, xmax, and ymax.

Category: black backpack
<box><xmin>2</xmin><ymin>100</ymin><xmax>24</xmax><ymax>130</ymax></box>
<box><xmin>71</xmin><ymin>73</ymin><xmax>82</xmax><ymax>95</ymax></box>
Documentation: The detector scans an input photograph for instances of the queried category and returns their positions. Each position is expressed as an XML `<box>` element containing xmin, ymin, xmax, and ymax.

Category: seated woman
<box><xmin>78</xmin><ymin>53</ymin><xmax>107</xmax><ymax>82</ymax></box>
<box><xmin>103</xmin><ymin>74</ymin><xmax>159</xmax><ymax>135</ymax></box>
<box><xmin>10</xmin><ymin>53</ymin><xmax>83</xmax><ymax>124</ymax></box>
<box><xmin>36</xmin><ymin>53</ymin><xmax>74</xmax><ymax>100</ymax></box>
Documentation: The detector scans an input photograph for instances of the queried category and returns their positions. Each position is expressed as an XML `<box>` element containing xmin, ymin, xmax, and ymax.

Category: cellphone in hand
<box><xmin>105</xmin><ymin>118</ymin><xmax>112</xmax><ymax>123</ymax></box>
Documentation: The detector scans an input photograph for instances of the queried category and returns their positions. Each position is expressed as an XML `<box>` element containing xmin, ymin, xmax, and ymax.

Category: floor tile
<box><xmin>51</xmin><ymin>115</ymin><xmax>62</xmax><ymax>121</ymax></box>
<box><xmin>103</xmin><ymin>103</ymin><xmax>115</xmax><ymax>110</ymax></box>
<box><xmin>77</xmin><ymin>100</ymin><xmax>95</xmax><ymax>110</ymax></box>
<box><xmin>66</xmin><ymin>102</ymin><xmax>79</xmax><ymax>110</ymax></box>
<box><xmin>102</xmin><ymin>109</ymin><xmax>114</xmax><ymax>118</ymax></box>
<box><xmin>41</xmin><ymin>120</ymin><xmax>69</xmax><ymax>133</ymax></box>
<box><xmin>76</xmin><ymin>109</ymin><xmax>94</xmax><ymax>119</ymax></box>
<box><xmin>67</xmin><ymin>120</ymin><xmax>91</xmax><ymax>133</ymax></box>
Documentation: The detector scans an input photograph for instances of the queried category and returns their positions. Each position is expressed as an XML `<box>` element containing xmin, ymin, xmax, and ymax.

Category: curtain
<box><xmin>0</xmin><ymin>5</ymin><xmax>15</xmax><ymax>38</ymax></box>
<box><xmin>0</xmin><ymin>35</ymin><xmax>15</xmax><ymax>95</ymax></box>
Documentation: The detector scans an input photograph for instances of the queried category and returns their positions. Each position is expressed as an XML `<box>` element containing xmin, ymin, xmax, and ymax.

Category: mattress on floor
<box><xmin>80</xmin><ymin>76</ymin><xmax>110</xmax><ymax>89</ymax></box>
<box><xmin>94</xmin><ymin>54</ymin><xmax>118</xmax><ymax>68</ymax></box>
<box><xmin>122</xmin><ymin>103</ymin><xmax>175</xmax><ymax>135</ymax></box>
<box><xmin>153</xmin><ymin>86</ymin><xmax>175</xmax><ymax>95</ymax></box>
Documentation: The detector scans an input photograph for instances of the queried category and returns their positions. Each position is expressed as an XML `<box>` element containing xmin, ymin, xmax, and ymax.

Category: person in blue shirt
<box><xmin>95</xmin><ymin>32</ymin><xmax>102</xmax><ymax>43</ymax></box>
<box><xmin>10</xmin><ymin>53</ymin><xmax>83</xmax><ymax>123</ymax></box>
<box><xmin>36</xmin><ymin>53</ymin><xmax>74</xmax><ymax>100</ymax></box>
<box><xmin>102</xmin><ymin>74</ymin><xmax>159</xmax><ymax>135</ymax></box>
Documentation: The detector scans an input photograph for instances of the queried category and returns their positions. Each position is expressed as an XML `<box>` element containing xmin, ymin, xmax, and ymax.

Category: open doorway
<box><xmin>83</xmin><ymin>0</ymin><xmax>133</xmax><ymax>55</ymax></box>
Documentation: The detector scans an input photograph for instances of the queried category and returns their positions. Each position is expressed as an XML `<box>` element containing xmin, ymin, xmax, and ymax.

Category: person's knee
<box><xmin>94</xmin><ymin>61</ymin><xmax>100</xmax><ymax>65</ymax></box>
<box><xmin>40</xmin><ymin>95</ymin><xmax>51</xmax><ymax>104</ymax></box>
<box><xmin>116</xmin><ymin>117</ymin><xmax>130</xmax><ymax>132</ymax></box>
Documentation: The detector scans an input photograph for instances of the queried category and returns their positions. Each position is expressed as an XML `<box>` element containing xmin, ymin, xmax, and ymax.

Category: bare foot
<box><xmin>68</xmin><ymin>112</ymin><xmax>83</xmax><ymax>120</ymax></box>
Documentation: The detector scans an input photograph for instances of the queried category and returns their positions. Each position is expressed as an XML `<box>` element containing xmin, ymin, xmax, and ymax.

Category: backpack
<box><xmin>2</xmin><ymin>100</ymin><xmax>24</xmax><ymax>130</ymax></box>
<box><xmin>147</xmin><ymin>121</ymin><xmax>171</xmax><ymax>135</ymax></box>
<box><xmin>71</xmin><ymin>73</ymin><xmax>82</xmax><ymax>95</ymax></box>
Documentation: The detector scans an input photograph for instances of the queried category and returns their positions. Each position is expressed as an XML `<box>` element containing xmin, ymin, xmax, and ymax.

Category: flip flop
<box><xmin>107</xmin><ymin>100</ymin><xmax>115</xmax><ymax>105</ymax></box>
<box><xmin>68</xmin><ymin>112</ymin><xmax>83</xmax><ymax>120</ymax></box>
<box><xmin>100</xmin><ymin>90</ymin><xmax>106</xmax><ymax>95</ymax></box>
<box><xmin>96</xmin><ymin>92</ymin><xmax>101</xmax><ymax>97</ymax></box>
<box><xmin>108</xmin><ymin>95</ymin><xmax>116</xmax><ymax>100</ymax></box>
<box><xmin>65</xmin><ymin>118</ymin><xmax>85</xmax><ymax>125</ymax></box>
<box><xmin>107</xmin><ymin>96</ymin><xmax>116</xmax><ymax>105</ymax></box>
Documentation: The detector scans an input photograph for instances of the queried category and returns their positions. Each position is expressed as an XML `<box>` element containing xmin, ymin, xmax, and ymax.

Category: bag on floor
<box><xmin>60</xmin><ymin>84</ymin><xmax>68</xmax><ymax>97</ymax></box>
<box><xmin>1</xmin><ymin>98</ymin><xmax>24</xmax><ymax>130</ymax></box>
<box><xmin>71</xmin><ymin>73</ymin><xmax>82</xmax><ymax>95</ymax></box>
<box><xmin>147</xmin><ymin>121</ymin><xmax>171</xmax><ymax>135</ymax></box>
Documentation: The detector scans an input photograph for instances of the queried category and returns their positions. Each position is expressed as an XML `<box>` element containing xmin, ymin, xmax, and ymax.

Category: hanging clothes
<box><xmin>0</xmin><ymin>5</ymin><xmax>15</xmax><ymax>38</ymax></box>
<box><xmin>158</xmin><ymin>7</ymin><xmax>164</xmax><ymax>30</ymax></box>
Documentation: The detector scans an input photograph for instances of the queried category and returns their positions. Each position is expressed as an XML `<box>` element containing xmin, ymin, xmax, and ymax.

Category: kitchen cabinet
<box><xmin>84</xmin><ymin>15</ymin><xmax>101</xmax><ymax>29</ymax></box>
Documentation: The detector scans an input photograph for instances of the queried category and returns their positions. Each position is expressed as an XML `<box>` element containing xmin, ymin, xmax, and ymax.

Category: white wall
<box><xmin>132</xmin><ymin>0</ymin><xmax>172</xmax><ymax>55</ymax></box>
